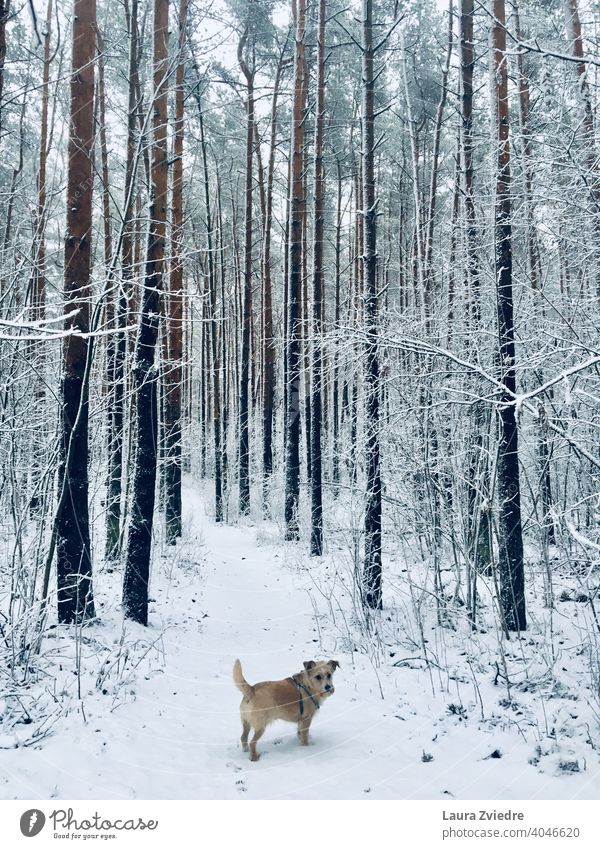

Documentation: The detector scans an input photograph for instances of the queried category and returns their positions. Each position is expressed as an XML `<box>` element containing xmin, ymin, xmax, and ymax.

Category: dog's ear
<box><xmin>303</xmin><ymin>660</ymin><xmax>316</xmax><ymax>671</ymax></box>
<box><xmin>329</xmin><ymin>660</ymin><xmax>341</xmax><ymax>670</ymax></box>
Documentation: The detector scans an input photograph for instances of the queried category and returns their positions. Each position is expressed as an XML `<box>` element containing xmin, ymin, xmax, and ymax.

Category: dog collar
<box><xmin>292</xmin><ymin>676</ymin><xmax>320</xmax><ymax>715</ymax></box>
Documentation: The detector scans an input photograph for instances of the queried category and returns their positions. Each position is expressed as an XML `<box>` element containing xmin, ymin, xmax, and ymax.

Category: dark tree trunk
<box><xmin>123</xmin><ymin>0</ymin><xmax>169</xmax><ymax>626</ymax></box>
<box><xmin>194</xmin><ymin>82</ymin><xmax>223</xmax><ymax>522</ymax></box>
<box><xmin>492</xmin><ymin>0</ymin><xmax>526</xmax><ymax>633</ymax></box>
<box><xmin>284</xmin><ymin>0</ymin><xmax>306</xmax><ymax>541</ymax></box>
<box><xmin>262</xmin><ymin>47</ymin><xmax>286</xmax><ymax>512</ymax></box>
<box><xmin>310</xmin><ymin>0</ymin><xmax>326</xmax><ymax>556</ymax></box>
<box><xmin>105</xmin><ymin>0</ymin><xmax>139</xmax><ymax>560</ymax></box>
<box><xmin>238</xmin><ymin>30</ymin><xmax>254</xmax><ymax>516</ymax></box>
<box><xmin>0</xmin><ymin>0</ymin><xmax>7</xmax><ymax>136</ymax></box>
<box><xmin>164</xmin><ymin>0</ymin><xmax>188</xmax><ymax>543</ymax></box>
<box><xmin>332</xmin><ymin>157</ymin><xmax>342</xmax><ymax>489</ymax></box>
<box><xmin>514</xmin><ymin>1</ymin><xmax>540</xmax><ymax>290</ymax></box>
<box><xmin>56</xmin><ymin>0</ymin><xmax>97</xmax><ymax>624</ymax></box>
<box><xmin>361</xmin><ymin>0</ymin><xmax>382</xmax><ymax>609</ymax></box>
<box><xmin>460</xmin><ymin>0</ymin><xmax>478</xmax><ymax>315</ymax></box>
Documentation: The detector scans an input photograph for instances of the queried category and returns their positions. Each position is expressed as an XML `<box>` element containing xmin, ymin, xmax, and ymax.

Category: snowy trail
<box><xmin>2</xmin><ymin>485</ymin><xmax>599</xmax><ymax>800</ymax></box>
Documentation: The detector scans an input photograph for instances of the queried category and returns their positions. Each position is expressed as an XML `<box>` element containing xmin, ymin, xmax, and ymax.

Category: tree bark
<box><xmin>123</xmin><ymin>0</ymin><xmax>169</xmax><ymax>626</ymax></box>
<box><xmin>194</xmin><ymin>82</ymin><xmax>223</xmax><ymax>522</ymax></box>
<box><xmin>56</xmin><ymin>0</ymin><xmax>97</xmax><ymax>624</ymax></box>
<box><xmin>284</xmin><ymin>0</ymin><xmax>306</xmax><ymax>541</ymax></box>
<box><xmin>238</xmin><ymin>28</ymin><xmax>254</xmax><ymax>516</ymax></box>
<box><xmin>564</xmin><ymin>0</ymin><xmax>600</xmax><ymax>293</ymax></box>
<box><xmin>261</xmin><ymin>45</ymin><xmax>286</xmax><ymax>512</ymax></box>
<box><xmin>361</xmin><ymin>0</ymin><xmax>382</xmax><ymax>609</ymax></box>
<box><xmin>310</xmin><ymin>0</ymin><xmax>326</xmax><ymax>556</ymax></box>
<box><xmin>0</xmin><ymin>0</ymin><xmax>7</xmax><ymax>136</ymax></box>
<box><xmin>492</xmin><ymin>0</ymin><xmax>526</xmax><ymax>633</ymax></box>
<box><xmin>29</xmin><ymin>0</ymin><xmax>52</xmax><ymax>514</ymax></box>
<box><xmin>164</xmin><ymin>0</ymin><xmax>188</xmax><ymax>542</ymax></box>
<box><xmin>105</xmin><ymin>0</ymin><xmax>139</xmax><ymax>560</ymax></box>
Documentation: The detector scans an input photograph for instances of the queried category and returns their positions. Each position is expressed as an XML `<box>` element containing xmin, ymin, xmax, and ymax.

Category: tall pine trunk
<box><xmin>492</xmin><ymin>0</ymin><xmax>526</xmax><ymax>633</ymax></box>
<box><xmin>123</xmin><ymin>0</ymin><xmax>169</xmax><ymax>625</ymax></box>
<box><xmin>361</xmin><ymin>0</ymin><xmax>382</xmax><ymax>609</ymax></box>
<box><xmin>195</xmin><ymin>84</ymin><xmax>223</xmax><ymax>522</ymax></box>
<box><xmin>238</xmin><ymin>30</ymin><xmax>254</xmax><ymax>516</ymax></box>
<box><xmin>29</xmin><ymin>0</ymin><xmax>53</xmax><ymax>514</ymax></box>
<box><xmin>331</xmin><ymin>157</ymin><xmax>342</xmax><ymax>489</ymax></box>
<box><xmin>261</xmin><ymin>47</ymin><xmax>286</xmax><ymax>512</ymax></box>
<box><xmin>56</xmin><ymin>0</ymin><xmax>97</xmax><ymax>624</ymax></box>
<box><xmin>0</xmin><ymin>0</ymin><xmax>6</xmax><ymax>135</ymax></box>
<box><xmin>564</xmin><ymin>0</ymin><xmax>600</xmax><ymax>293</ymax></box>
<box><xmin>310</xmin><ymin>0</ymin><xmax>326</xmax><ymax>556</ymax></box>
<box><xmin>164</xmin><ymin>0</ymin><xmax>188</xmax><ymax>542</ymax></box>
<box><xmin>284</xmin><ymin>0</ymin><xmax>306</xmax><ymax>541</ymax></box>
<box><xmin>105</xmin><ymin>0</ymin><xmax>139</xmax><ymax>560</ymax></box>
<box><xmin>460</xmin><ymin>0</ymin><xmax>492</xmax><ymax>591</ymax></box>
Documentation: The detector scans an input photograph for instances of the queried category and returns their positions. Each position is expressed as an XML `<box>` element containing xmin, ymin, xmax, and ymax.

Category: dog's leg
<box><xmin>240</xmin><ymin>720</ymin><xmax>250</xmax><ymax>752</ymax></box>
<box><xmin>249</xmin><ymin>726</ymin><xmax>265</xmax><ymax>762</ymax></box>
<box><xmin>297</xmin><ymin>717</ymin><xmax>311</xmax><ymax>746</ymax></box>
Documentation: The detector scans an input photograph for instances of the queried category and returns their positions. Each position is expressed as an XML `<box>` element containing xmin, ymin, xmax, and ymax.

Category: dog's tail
<box><xmin>233</xmin><ymin>659</ymin><xmax>254</xmax><ymax>700</ymax></box>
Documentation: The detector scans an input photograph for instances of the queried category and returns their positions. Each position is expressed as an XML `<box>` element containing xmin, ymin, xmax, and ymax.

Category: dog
<box><xmin>233</xmin><ymin>658</ymin><xmax>340</xmax><ymax>761</ymax></box>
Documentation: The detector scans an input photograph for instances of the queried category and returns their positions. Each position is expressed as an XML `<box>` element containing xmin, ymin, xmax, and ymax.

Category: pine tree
<box><xmin>361</xmin><ymin>0</ymin><xmax>382</xmax><ymax>609</ymax></box>
<box><xmin>123</xmin><ymin>0</ymin><xmax>170</xmax><ymax>626</ymax></box>
<box><xmin>55</xmin><ymin>0</ymin><xmax>97</xmax><ymax>624</ymax></box>
<box><xmin>492</xmin><ymin>0</ymin><xmax>526</xmax><ymax>633</ymax></box>
<box><xmin>284</xmin><ymin>0</ymin><xmax>307</xmax><ymax>541</ymax></box>
<box><xmin>309</xmin><ymin>0</ymin><xmax>326</xmax><ymax>557</ymax></box>
<box><xmin>164</xmin><ymin>0</ymin><xmax>189</xmax><ymax>543</ymax></box>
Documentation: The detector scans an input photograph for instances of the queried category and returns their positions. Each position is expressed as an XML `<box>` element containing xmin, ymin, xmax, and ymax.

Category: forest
<box><xmin>0</xmin><ymin>0</ymin><xmax>599</xmax><ymax>800</ymax></box>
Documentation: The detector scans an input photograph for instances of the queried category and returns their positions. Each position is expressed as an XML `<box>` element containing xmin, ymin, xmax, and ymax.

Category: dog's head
<box><xmin>301</xmin><ymin>659</ymin><xmax>340</xmax><ymax>700</ymax></box>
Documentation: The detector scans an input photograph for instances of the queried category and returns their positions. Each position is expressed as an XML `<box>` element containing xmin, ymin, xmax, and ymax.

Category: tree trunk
<box><xmin>514</xmin><ymin>1</ymin><xmax>540</xmax><ymax>290</ymax></box>
<box><xmin>105</xmin><ymin>0</ymin><xmax>138</xmax><ymax>560</ymax></box>
<box><xmin>361</xmin><ymin>0</ymin><xmax>382</xmax><ymax>609</ymax></box>
<box><xmin>0</xmin><ymin>0</ymin><xmax>7</xmax><ymax>136</ymax></box>
<box><xmin>332</xmin><ymin>156</ymin><xmax>342</xmax><ymax>489</ymax></box>
<box><xmin>564</xmin><ymin>0</ymin><xmax>600</xmax><ymax>293</ymax></box>
<box><xmin>492</xmin><ymin>0</ymin><xmax>526</xmax><ymax>633</ymax></box>
<box><xmin>284</xmin><ymin>0</ymin><xmax>306</xmax><ymax>541</ymax></box>
<box><xmin>261</xmin><ymin>46</ymin><xmax>286</xmax><ymax>512</ymax></box>
<box><xmin>460</xmin><ymin>0</ymin><xmax>479</xmax><ymax>315</ymax></box>
<box><xmin>310</xmin><ymin>0</ymin><xmax>326</xmax><ymax>556</ymax></box>
<box><xmin>195</xmin><ymin>83</ymin><xmax>223</xmax><ymax>522</ymax></box>
<box><xmin>164</xmin><ymin>0</ymin><xmax>188</xmax><ymax>542</ymax></box>
<box><xmin>123</xmin><ymin>0</ymin><xmax>169</xmax><ymax>626</ymax></box>
<box><xmin>460</xmin><ymin>0</ymin><xmax>492</xmax><ymax>585</ymax></box>
<box><xmin>56</xmin><ymin>0</ymin><xmax>97</xmax><ymax>624</ymax></box>
<box><xmin>424</xmin><ymin>0</ymin><xmax>453</xmax><ymax>300</ymax></box>
<box><xmin>238</xmin><ymin>29</ymin><xmax>254</xmax><ymax>516</ymax></box>
<box><xmin>29</xmin><ymin>0</ymin><xmax>53</xmax><ymax>514</ymax></box>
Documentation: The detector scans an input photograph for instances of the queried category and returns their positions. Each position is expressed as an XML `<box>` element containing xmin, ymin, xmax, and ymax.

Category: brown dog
<box><xmin>233</xmin><ymin>659</ymin><xmax>340</xmax><ymax>761</ymax></box>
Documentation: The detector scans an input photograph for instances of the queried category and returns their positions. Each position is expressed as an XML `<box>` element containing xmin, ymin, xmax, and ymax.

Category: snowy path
<box><xmin>2</xmin><ymin>485</ymin><xmax>599</xmax><ymax>799</ymax></box>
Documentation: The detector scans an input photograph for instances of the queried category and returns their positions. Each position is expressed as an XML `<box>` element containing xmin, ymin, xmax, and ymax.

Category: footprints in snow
<box><xmin>227</xmin><ymin>760</ymin><xmax>247</xmax><ymax>792</ymax></box>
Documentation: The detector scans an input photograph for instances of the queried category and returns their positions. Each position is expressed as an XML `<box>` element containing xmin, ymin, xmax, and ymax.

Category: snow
<box><xmin>1</xmin><ymin>482</ymin><xmax>599</xmax><ymax>800</ymax></box>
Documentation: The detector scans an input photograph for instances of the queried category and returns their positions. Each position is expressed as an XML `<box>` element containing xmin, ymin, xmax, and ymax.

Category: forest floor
<box><xmin>1</xmin><ymin>481</ymin><xmax>599</xmax><ymax>799</ymax></box>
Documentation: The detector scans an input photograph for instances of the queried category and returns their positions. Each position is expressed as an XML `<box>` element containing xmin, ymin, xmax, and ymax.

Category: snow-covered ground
<box><xmin>1</xmin><ymin>483</ymin><xmax>599</xmax><ymax>800</ymax></box>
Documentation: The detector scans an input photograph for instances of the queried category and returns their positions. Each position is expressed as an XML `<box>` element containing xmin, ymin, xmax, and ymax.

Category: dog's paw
<box><xmin>250</xmin><ymin>752</ymin><xmax>260</xmax><ymax>762</ymax></box>
<box><xmin>242</xmin><ymin>743</ymin><xmax>249</xmax><ymax>752</ymax></box>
